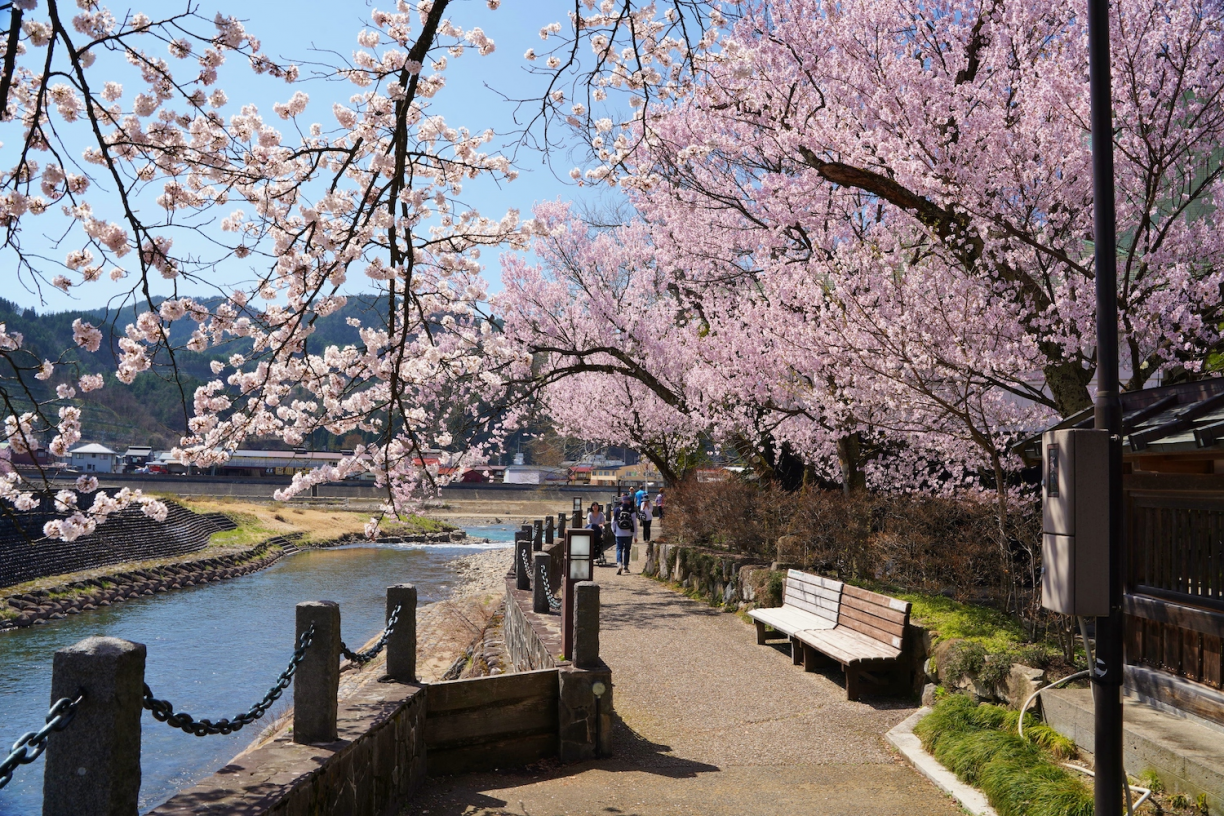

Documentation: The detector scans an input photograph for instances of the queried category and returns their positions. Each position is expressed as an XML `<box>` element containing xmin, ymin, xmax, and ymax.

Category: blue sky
<box><xmin>8</xmin><ymin>0</ymin><xmax>604</xmax><ymax>313</ymax></box>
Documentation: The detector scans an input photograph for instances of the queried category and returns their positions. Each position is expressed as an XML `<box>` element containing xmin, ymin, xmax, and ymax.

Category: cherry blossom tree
<box><xmin>0</xmin><ymin>0</ymin><xmax>530</xmax><ymax>539</ymax></box>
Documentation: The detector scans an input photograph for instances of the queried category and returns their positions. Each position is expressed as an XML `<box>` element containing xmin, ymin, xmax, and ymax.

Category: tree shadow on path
<box><xmin>402</xmin><ymin>716</ymin><xmax>720</xmax><ymax>816</ymax></box>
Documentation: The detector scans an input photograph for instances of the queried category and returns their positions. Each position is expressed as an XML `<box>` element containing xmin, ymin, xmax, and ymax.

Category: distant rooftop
<box><xmin>70</xmin><ymin>443</ymin><xmax>118</xmax><ymax>455</ymax></box>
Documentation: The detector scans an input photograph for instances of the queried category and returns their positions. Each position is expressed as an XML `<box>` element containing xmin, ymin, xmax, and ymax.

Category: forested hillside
<box><xmin>0</xmin><ymin>296</ymin><xmax>376</xmax><ymax>449</ymax></box>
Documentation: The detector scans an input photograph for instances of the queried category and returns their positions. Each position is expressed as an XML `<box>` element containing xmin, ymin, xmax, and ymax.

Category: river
<box><xmin>0</xmin><ymin>525</ymin><xmax>517</xmax><ymax>815</ymax></box>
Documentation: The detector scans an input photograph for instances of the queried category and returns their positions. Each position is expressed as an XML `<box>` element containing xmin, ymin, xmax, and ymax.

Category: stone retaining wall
<box><xmin>152</xmin><ymin>680</ymin><xmax>427</xmax><ymax>815</ymax></box>
<box><xmin>503</xmin><ymin>575</ymin><xmax>561</xmax><ymax>672</ymax></box>
<box><xmin>0</xmin><ymin>500</ymin><xmax>228</xmax><ymax>590</ymax></box>
<box><xmin>639</xmin><ymin>539</ymin><xmax>768</xmax><ymax>609</ymax></box>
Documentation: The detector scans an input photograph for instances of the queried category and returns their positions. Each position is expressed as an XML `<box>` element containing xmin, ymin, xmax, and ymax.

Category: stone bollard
<box><xmin>558</xmin><ymin>666</ymin><xmax>613</xmax><ymax>762</ymax></box>
<box><xmin>533</xmin><ymin>519</ymin><xmax>544</xmax><ymax>551</ymax></box>
<box><xmin>545</xmin><ymin>515</ymin><xmax>554</xmax><ymax>547</ymax></box>
<box><xmin>294</xmin><ymin>601</ymin><xmax>340</xmax><ymax>744</ymax></box>
<box><xmin>385</xmin><ymin>584</ymin><xmax>417</xmax><ymax>682</ymax></box>
<box><xmin>514</xmin><ymin>532</ymin><xmax>532</xmax><ymax>591</ymax></box>
<box><xmin>43</xmin><ymin>637</ymin><xmax>145</xmax><ymax>816</ymax></box>
<box><xmin>573</xmin><ymin>582</ymin><xmax>600</xmax><ymax>668</ymax></box>
<box><xmin>571</xmin><ymin>509</ymin><xmax>581</xmax><ymax>528</ymax></box>
<box><xmin>533</xmin><ymin>552</ymin><xmax>552</xmax><ymax>614</ymax></box>
<box><xmin>557</xmin><ymin>513</ymin><xmax>567</xmax><ymax>537</ymax></box>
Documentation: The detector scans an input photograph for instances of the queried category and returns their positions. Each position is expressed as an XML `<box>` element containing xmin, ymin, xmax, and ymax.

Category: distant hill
<box><xmin>0</xmin><ymin>294</ymin><xmax>385</xmax><ymax>449</ymax></box>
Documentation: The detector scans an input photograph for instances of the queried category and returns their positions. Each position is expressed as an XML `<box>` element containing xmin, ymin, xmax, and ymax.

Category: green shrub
<box><xmin>979</xmin><ymin>653</ymin><xmax>1015</xmax><ymax>690</ymax></box>
<box><xmin>914</xmin><ymin>696</ymin><xmax>1091</xmax><ymax>816</ymax></box>
<box><xmin>942</xmin><ymin>641</ymin><xmax>987</xmax><ymax>684</ymax></box>
<box><xmin>765</xmin><ymin>570</ymin><xmax>785</xmax><ymax>608</ymax></box>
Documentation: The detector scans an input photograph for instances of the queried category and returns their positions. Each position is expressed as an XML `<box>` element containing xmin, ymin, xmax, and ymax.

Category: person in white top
<box><xmin>638</xmin><ymin>495</ymin><xmax>654</xmax><ymax>543</ymax></box>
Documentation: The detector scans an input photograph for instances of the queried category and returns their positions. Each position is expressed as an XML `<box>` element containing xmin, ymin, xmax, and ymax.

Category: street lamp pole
<box><xmin>1087</xmin><ymin>0</ymin><xmax>1125</xmax><ymax>812</ymax></box>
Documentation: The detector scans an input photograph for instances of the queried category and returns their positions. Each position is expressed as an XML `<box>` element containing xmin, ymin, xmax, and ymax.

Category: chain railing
<box><xmin>520</xmin><ymin>546</ymin><xmax>564</xmax><ymax>611</ymax></box>
<box><xmin>341</xmin><ymin>603</ymin><xmax>401</xmax><ymax>664</ymax></box>
<box><xmin>142</xmin><ymin>624</ymin><xmax>315</xmax><ymax>737</ymax></box>
<box><xmin>0</xmin><ymin>691</ymin><xmax>84</xmax><ymax>791</ymax></box>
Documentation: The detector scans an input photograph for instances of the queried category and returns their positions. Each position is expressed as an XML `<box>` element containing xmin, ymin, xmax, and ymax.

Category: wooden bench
<box><xmin>794</xmin><ymin>584</ymin><xmax>911</xmax><ymax>701</ymax></box>
<box><xmin>748</xmin><ymin>570</ymin><xmax>842</xmax><ymax>664</ymax></box>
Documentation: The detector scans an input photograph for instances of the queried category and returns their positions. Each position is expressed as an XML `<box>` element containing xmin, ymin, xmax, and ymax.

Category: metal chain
<box><xmin>142</xmin><ymin>624</ymin><xmax>314</xmax><ymax>737</ymax></box>
<box><xmin>340</xmin><ymin>604</ymin><xmax>401</xmax><ymax>664</ymax></box>
<box><xmin>520</xmin><ymin>546</ymin><xmax>564</xmax><ymax>611</ymax></box>
<box><xmin>0</xmin><ymin>691</ymin><xmax>84</xmax><ymax>790</ymax></box>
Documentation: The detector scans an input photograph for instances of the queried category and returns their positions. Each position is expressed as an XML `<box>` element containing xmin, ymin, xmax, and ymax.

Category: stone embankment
<box><xmin>1</xmin><ymin>537</ymin><xmax>291</xmax><ymax>632</ymax></box>
<box><xmin>1</xmin><ymin>525</ymin><xmax>475</xmax><ymax>634</ymax></box>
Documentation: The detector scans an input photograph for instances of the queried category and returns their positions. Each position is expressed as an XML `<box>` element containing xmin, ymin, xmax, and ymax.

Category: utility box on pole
<box><xmin>1041</xmin><ymin>428</ymin><xmax>1111</xmax><ymax>616</ymax></box>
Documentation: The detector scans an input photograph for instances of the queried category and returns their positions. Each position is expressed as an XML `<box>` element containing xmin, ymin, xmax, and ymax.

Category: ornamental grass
<box><xmin>913</xmin><ymin>695</ymin><xmax>1090</xmax><ymax>816</ymax></box>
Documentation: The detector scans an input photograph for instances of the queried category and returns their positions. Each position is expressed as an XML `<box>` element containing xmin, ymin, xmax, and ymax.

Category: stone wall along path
<box><xmin>405</xmin><ymin>568</ymin><xmax>962</xmax><ymax>816</ymax></box>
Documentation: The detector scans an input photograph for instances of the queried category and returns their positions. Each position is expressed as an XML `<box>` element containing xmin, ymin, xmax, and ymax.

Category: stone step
<box><xmin>1043</xmin><ymin>687</ymin><xmax>1224</xmax><ymax>812</ymax></box>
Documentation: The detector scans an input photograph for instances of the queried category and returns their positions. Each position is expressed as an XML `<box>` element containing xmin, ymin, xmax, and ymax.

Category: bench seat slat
<box><xmin>749</xmin><ymin>606</ymin><xmax>836</xmax><ymax>637</ymax></box>
<box><xmin>795</xmin><ymin>626</ymin><xmax>901</xmax><ymax>663</ymax></box>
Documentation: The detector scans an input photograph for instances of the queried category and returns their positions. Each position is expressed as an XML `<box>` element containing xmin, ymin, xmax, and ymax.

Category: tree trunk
<box><xmin>1043</xmin><ymin>359</ymin><xmax>1094</xmax><ymax>417</ymax></box>
<box><xmin>836</xmin><ymin>433</ymin><xmax>867</xmax><ymax>494</ymax></box>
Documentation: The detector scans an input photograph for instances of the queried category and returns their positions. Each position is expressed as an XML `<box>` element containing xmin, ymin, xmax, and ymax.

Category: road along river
<box><xmin>0</xmin><ymin>525</ymin><xmax>516</xmax><ymax>815</ymax></box>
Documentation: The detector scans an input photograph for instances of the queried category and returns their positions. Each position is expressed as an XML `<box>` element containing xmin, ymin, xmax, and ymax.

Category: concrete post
<box><xmin>544</xmin><ymin>515</ymin><xmax>554</xmax><ymax>547</ymax></box>
<box><xmin>514</xmin><ymin>532</ymin><xmax>532</xmax><ymax>591</ymax></box>
<box><xmin>533</xmin><ymin>552</ymin><xmax>552</xmax><ymax>614</ymax></box>
<box><xmin>571</xmin><ymin>509</ymin><xmax>581</xmax><ymax>528</ymax></box>
<box><xmin>533</xmin><ymin>519</ymin><xmax>544</xmax><ymax>551</ymax></box>
<box><xmin>557</xmin><ymin>513</ymin><xmax>566</xmax><ymax>537</ymax></box>
<box><xmin>294</xmin><ymin>601</ymin><xmax>340</xmax><ymax>744</ymax></box>
<box><xmin>43</xmin><ymin>637</ymin><xmax>145</xmax><ymax>816</ymax></box>
<box><xmin>573</xmin><ymin>582</ymin><xmax>601</xmax><ymax>669</ymax></box>
<box><xmin>385</xmin><ymin>584</ymin><xmax>417</xmax><ymax>682</ymax></box>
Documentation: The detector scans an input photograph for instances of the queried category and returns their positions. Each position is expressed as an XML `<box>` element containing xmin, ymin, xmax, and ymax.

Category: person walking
<box><xmin>587</xmin><ymin>502</ymin><xmax>607</xmax><ymax>565</ymax></box>
<box><xmin>638</xmin><ymin>493</ymin><xmax>654</xmax><ymax>543</ymax></box>
<box><xmin>611</xmin><ymin>494</ymin><xmax>637</xmax><ymax>575</ymax></box>
<box><xmin>655</xmin><ymin>489</ymin><xmax>664</xmax><ymax>520</ymax></box>
<box><xmin>634</xmin><ymin>485</ymin><xmax>647</xmax><ymax>507</ymax></box>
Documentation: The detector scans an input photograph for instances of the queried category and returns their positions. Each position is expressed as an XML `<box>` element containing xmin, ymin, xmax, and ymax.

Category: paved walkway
<box><xmin>404</xmin><ymin>569</ymin><xmax>962</xmax><ymax>816</ymax></box>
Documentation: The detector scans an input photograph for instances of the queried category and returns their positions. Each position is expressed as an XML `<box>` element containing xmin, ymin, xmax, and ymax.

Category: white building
<box><xmin>70</xmin><ymin>443</ymin><xmax>120</xmax><ymax>473</ymax></box>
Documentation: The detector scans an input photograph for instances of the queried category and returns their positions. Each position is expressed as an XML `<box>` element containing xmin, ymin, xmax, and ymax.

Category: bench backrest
<box><xmin>783</xmin><ymin>569</ymin><xmax>843</xmax><ymax>625</ymax></box>
<box><xmin>836</xmin><ymin>585</ymin><xmax>911</xmax><ymax>650</ymax></box>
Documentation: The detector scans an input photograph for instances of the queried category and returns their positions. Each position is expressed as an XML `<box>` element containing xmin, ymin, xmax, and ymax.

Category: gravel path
<box><xmin>405</xmin><ymin>569</ymin><xmax>962</xmax><ymax>816</ymax></box>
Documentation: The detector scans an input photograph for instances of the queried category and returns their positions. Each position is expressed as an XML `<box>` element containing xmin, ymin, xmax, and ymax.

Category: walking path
<box><xmin>404</xmin><ymin>567</ymin><xmax>962</xmax><ymax>816</ymax></box>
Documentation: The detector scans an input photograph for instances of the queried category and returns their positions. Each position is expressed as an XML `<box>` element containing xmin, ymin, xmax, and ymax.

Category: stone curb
<box><xmin>885</xmin><ymin>706</ymin><xmax>999</xmax><ymax>816</ymax></box>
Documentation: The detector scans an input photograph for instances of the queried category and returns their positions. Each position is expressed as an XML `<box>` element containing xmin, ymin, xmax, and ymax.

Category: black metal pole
<box><xmin>1088</xmin><ymin>0</ymin><xmax>1125</xmax><ymax>812</ymax></box>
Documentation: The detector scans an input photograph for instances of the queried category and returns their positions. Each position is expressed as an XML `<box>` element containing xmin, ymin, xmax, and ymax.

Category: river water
<box><xmin>0</xmin><ymin>525</ymin><xmax>517</xmax><ymax>815</ymax></box>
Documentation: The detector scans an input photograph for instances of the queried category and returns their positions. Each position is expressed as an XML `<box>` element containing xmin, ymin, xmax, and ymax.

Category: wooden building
<box><xmin>1019</xmin><ymin>379</ymin><xmax>1224</xmax><ymax>727</ymax></box>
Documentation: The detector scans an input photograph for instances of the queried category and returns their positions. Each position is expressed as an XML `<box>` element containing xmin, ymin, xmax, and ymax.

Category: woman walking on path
<box><xmin>587</xmin><ymin>502</ymin><xmax>607</xmax><ymax>564</ymax></box>
<box><xmin>638</xmin><ymin>494</ymin><xmax>654</xmax><ymax>543</ymax></box>
<box><xmin>611</xmin><ymin>494</ymin><xmax>637</xmax><ymax>575</ymax></box>
<box><xmin>655</xmin><ymin>490</ymin><xmax>664</xmax><ymax>520</ymax></box>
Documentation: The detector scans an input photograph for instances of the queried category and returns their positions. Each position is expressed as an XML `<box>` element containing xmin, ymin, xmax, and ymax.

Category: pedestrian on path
<box><xmin>655</xmin><ymin>489</ymin><xmax>664</xmax><ymax>520</ymax></box>
<box><xmin>611</xmin><ymin>494</ymin><xmax>637</xmax><ymax>575</ymax></box>
<box><xmin>638</xmin><ymin>494</ymin><xmax>654</xmax><ymax>543</ymax></box>
<box><xmin>587</xmin><ymin>502</ymin><xmax>607</xmax><ymax>564</ymax></box>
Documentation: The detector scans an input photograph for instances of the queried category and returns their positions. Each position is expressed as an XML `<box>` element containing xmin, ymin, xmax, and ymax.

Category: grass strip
<box><xmin>913</xmin><ymin>695</ymin><xmax>1090</xmax><ymax>816</ymax></box>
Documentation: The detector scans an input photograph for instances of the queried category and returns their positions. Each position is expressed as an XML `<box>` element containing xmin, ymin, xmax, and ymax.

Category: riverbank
<box><xmin>0</xmin><ymin>501</ymin><xmax>474</xmax><ymax>633</ymax></box>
